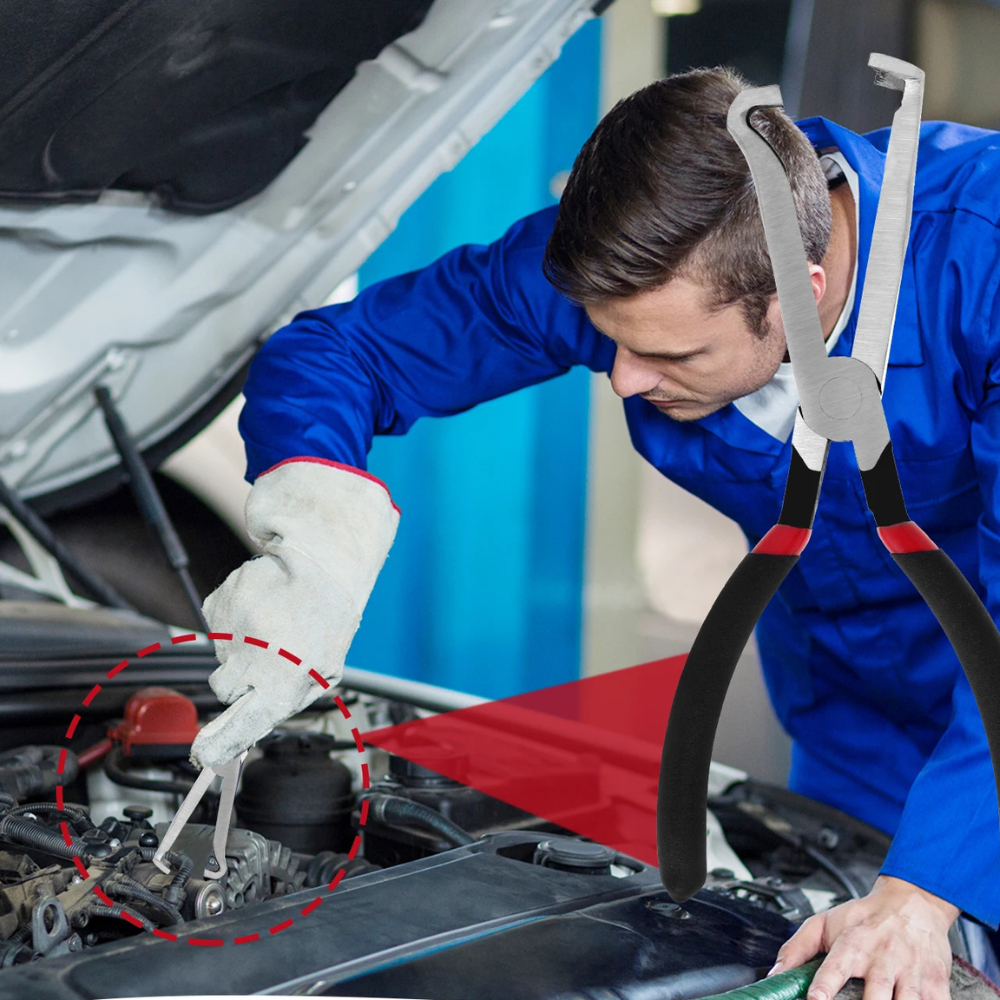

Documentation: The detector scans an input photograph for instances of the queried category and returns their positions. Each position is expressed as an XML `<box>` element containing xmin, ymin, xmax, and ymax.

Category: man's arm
<box><xmin>238</xmin><ymin>205</ymin><xmax>614</xmax><ymax>480</ymax></box>
<box><xmin>869</xmin><ymin>211</ymin><xmax>1000</xmax><ymax>932</ymax></box>
<box><xmin>771</xmin><ymin>212</ymin><xmax>1000</xmax><ymax>999</ymax></box>
<box><xmin>191</xmin><ymin>206</ymin><xmax>615</xmax><ymax>767</ymax></box>
<box><xmin>766</xmin><ymin>637</ymin><xmax>990</xmax><ymax>1000</ymax></box>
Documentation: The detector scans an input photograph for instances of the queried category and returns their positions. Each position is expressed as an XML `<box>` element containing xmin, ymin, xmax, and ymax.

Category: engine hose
<box><xmin>304</xmin><ymin>850</ymin><xmax>380</xmax><ymax>888</ymax></box>
<box><xmin>0</xmin><ymin>747</ymin><xmax>78</xmax><ymax>793</ymax></box>
<box><xmin>0</xmin><ymin>814</ymin><xmax>92</xmax><ymax>860</ymax></box>
<box><xmin>106</xmin><ymin>878</ymin><xmax>183</xmax><ymax>927</ymax></box>
<box><xmin>6</xmin><ymin>801</ymin><xmax>95</xmax><ymax>831</ymax></box>
<box><xmin>800</xmin><ymin>844</ymin><xmax>863</xmax><ymax>900</ymax></box>
<box><xmin>162</xmin><ymin>852</ymin><xmax>193</xmax><ymax>905</ymax></box>
<box><xmin>365</xmin><ymin>794</ymin><xmax>475</xmax><ymax>847</ymax></box>
<box><xmin>103</xmin><ymin>747</ymin><xmax>194</xmax><ymax>796</ymax></box>
<box><xmin>133</xmin><ymin>845</ymin><xmax>193</xmax><ymax>904</ymax></box>
<box><xmin>8</xmin><ymin>924</ymin><xmax>31</xmax><ymax>945</ymax></box>
<box><xmin>89</xmin><ymin>903</ymin><xmax>155</xmax><ymax>933</ymax></box>
<box><xmin>0</xmin><ymin>746</ymin><xmax>80</xmax><ymax>800</ymax></box>
<box><xmin>695</xmin><ymin>957</ymin><xmax>824</xmax><ymax>1000</ymax></box>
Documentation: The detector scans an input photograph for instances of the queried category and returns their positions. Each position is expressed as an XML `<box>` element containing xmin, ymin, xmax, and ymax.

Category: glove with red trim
<box><xmin>190</xmin><ymin>458</ymin><xmax>399</xmax><ymax>769</ymax></box>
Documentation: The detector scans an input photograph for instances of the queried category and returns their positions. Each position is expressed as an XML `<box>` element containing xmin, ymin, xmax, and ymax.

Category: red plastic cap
<box><xmin>108</xmin><ymin>687</ymin><xmax>200</xmax><ymax>755</ymax></box>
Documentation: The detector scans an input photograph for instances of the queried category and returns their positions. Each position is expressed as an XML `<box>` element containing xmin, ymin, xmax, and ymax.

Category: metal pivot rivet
<box><xmin>819</xmin><ymin>376</ymin><xmax>862</xmax><ymax>420</ymax></box>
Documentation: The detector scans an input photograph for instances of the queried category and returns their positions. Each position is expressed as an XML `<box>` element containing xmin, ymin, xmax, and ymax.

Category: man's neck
<box><xmin>818</xmin><ymin>181</ymin><xmax>857</xmax><ymax>340</ymax></box>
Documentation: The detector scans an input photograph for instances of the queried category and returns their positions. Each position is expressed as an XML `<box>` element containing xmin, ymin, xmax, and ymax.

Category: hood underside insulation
<box><xmin>0</xmin><ymin>0</ymin><xmax>433</xmax><ymax>214</ymax></box>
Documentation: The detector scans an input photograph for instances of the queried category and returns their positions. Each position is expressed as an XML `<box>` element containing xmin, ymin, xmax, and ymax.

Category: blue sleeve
<box><xmin>877</xmin><ymin>214</ymin><xmax>1000</xmax><ymax>929</ymax></box>
<box><xmin>238</xmin><ymin>206</ymin><xmax>615</xmax><ymax>481</ymax></box>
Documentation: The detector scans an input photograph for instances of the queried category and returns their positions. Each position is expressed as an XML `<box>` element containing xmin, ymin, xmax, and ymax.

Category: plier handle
<box><xmin>152</xmin><ymin>751</ymin><xmax>247</xmax><ymax>880</ymax></box>
<box><xmin>657</xmin><ymin>54</ymin><xmax>1000</xmax><ymax>902</ymax></box>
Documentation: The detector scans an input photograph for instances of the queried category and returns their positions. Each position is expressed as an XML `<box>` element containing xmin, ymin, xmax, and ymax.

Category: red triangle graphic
<box><xmin>361</xmin><ymin>654</ymin><xmax>687</xmax><ymax>868</ymax></box>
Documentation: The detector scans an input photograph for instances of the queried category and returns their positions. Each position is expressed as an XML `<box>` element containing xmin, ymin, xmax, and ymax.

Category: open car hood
<box><xmin>0</xmin><ymin>0</ymin><xmax>603</xmax><ymax>504</ymax></box>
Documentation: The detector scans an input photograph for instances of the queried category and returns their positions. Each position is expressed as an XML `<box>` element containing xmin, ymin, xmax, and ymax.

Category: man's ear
<box><xmin>808</xmin><ymin>263</ymin><xmax>827</xmax><ymax>305</ymax></box>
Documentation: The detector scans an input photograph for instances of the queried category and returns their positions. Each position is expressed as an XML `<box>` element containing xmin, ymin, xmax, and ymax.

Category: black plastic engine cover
<box><xmin>329</xmin><ymin>884</ymin><xmax>790</xmax><ymax>999</ymax></box>
<box><xmin>0</xmin><ymin>832</ymin><xmax>794</xmax><ymax>1000</ymax></box>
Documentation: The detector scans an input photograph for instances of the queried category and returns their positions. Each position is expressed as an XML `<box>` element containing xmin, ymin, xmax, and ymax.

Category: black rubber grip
<box><xmin>892</xmin><ymin>549</ymin><xmax>1000</xmax><ymax>820</ymax></box>
<box><xmin>779</xmin><ymin>441</ymin><xmax>826</xmax><ymax>529</ymax></box>
<box><xmin>658</xmin><ymin>550</ymin><xmax>799</xmax><ymax>902</ymax></box>
<box><xmin>859</xmin><ymin>441</ymin><xmax>909</xmax><ymax>527</ymax></box>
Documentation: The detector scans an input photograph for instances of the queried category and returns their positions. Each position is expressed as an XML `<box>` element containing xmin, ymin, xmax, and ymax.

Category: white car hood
<box><xmin>0</xmin><ymin>0</ymin><xmax>602</xmax><ymax>503</ymax></box>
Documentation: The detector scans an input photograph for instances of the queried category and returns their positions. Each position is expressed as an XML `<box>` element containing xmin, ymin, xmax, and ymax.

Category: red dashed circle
<box><xmin>56</xmin><ymin>632</ymin><xmax>369</xmax><ymax>946</ymax></box>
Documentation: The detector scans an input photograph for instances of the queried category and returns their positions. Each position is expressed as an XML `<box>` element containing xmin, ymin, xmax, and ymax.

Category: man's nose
<box><xmin>610</xmin><ymin>346</ymin><xmax>662</xmax><ymax>398</ymax></box>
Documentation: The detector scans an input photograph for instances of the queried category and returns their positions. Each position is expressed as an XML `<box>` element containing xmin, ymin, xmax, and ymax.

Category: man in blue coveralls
<box><xmin>189</xmin><ymin>68</ymin><xmax>1000</xmax><ymax>998</ymax></box>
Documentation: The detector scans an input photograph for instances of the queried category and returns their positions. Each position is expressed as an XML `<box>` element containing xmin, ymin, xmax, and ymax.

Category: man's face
<box><xmin>586</xmin><ymin>275</ymin><xmax>787</xmax><ymax>422</ymax></box>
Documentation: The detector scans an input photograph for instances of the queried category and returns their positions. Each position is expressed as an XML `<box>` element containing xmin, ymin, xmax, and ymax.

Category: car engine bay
<box><xmin>0</xmin><ymin>600</ymin><xmax>924</xmax><ymax>998</ymax></box>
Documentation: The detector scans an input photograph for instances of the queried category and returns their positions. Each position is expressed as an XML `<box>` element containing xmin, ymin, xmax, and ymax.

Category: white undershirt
<box><xmin>732</xmin><ymin>150</ymin><xmax>860</xmax><ymax>442</ymax></box>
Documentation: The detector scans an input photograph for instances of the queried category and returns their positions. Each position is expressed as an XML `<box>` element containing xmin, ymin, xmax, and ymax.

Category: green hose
<box><xmin>696</xmin><ymin>956</ymin><xmax>826</xmax><ymax>1000</ymax></box>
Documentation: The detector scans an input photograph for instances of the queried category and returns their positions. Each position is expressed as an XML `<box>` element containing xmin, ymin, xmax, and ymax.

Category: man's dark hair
<box><xmin>542</xmin><ymin>67</ymin><xmax>832</xmax><ymax>338</ymax></box>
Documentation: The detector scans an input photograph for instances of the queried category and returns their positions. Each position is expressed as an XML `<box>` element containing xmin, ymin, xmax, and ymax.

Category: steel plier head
<box><xmin>152</xmin><ymin>750</ymin><xmax>248</xmax><ymax>880</ymax></box>
<box><xmin>657</xmin><ymin>54</ymin><xmax>1000</xmax><ymax>903</ymax></box>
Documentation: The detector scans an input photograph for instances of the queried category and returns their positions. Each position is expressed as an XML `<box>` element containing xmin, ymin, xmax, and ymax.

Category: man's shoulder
<box><xmin>488</xmin><ymin>205</ymin><xmax>581</xmax><ymax>311</ymax></box>
<box><xmin>463</xmin><ymin>204</ymin><xmax>609</xmax><ymax>368</ymax></box>
<box><xmin>910</xmin><ymin>122</ymin><xmax>1000</xmax><ymax>225</ymax></box>
<box><xmin>495</xmin><ymin>205</ymin><xmax>560</xmax><ymax>259</ymax></box>
<box><xmin>801</xmin><ymin>116</ymin><xmax>1000</xmax><ymax>225</ymax></box>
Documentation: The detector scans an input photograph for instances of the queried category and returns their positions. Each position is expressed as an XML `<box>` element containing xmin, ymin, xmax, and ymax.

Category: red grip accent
<box><xmin>752</xmin><ymin>525</ymin><xmax>811</xmax><ymax>556</ymax></box>
<box><xmin>257</xmin><ymin>456</ymin><xmax>400</xmax><ymax>514</ymax></box>
<box><xmin>878</xmin><ymin>521</ymin><xmax>938</xmax><ymax>553</ymax></box>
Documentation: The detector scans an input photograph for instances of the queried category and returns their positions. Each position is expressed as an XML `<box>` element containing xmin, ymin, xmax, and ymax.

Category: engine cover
<box><xmin>0</xmin><ymin>831</ymin><xmax>801</xmax><ymax>999</ymax></box>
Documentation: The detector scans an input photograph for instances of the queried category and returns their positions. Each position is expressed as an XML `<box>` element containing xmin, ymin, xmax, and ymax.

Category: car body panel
<box><xmin>0</xmin><ymin>0</ymin><xmax>600</xmax><ymax>502</ymax></box>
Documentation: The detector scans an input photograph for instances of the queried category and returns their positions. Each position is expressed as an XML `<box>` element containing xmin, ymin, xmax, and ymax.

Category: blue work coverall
<box><xmin>239</xmin><ymin>116</ymin><xmax>1000</xmax><ymax>930</ymax></box>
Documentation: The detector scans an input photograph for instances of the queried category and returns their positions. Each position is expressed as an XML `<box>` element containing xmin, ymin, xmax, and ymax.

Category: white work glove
<box><xmin>190</xmin><ymin>459</ymin><xmax>399</xmax><ymax>769</ymax></box>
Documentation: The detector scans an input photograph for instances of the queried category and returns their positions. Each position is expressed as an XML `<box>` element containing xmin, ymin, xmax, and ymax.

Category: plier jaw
<box><xmin>656</xmin><ymin>54</ymin><xmax>1000</xmax><ymax>904</ymax></box>
<box><xmin>724</xmin><ymin>53</ymin><xmax>923</xmax><ymax>475</ymax></box>
<box><xmin>152</xmin><ymin>751</ymin><xmax>248</xmax><ymax>880</ymax></box>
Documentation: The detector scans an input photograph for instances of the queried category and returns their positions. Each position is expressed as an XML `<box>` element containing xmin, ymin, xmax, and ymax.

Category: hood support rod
<box><xmin>0</xmin><ymin>475</ymin><xmax>133</xmax><ymax>610</ymax></box>
<box><xmin>94</xmin><ymin>386</ymin><xmax>209</xmax><ymax>633</ymax></box>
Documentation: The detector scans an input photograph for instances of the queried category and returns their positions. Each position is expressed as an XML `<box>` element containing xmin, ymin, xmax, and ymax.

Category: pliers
<box><xmin>657</xmin><ymin>54</ymin><xmax>1000</xmax><ymax>903</ymax></box>
<box><xmin>152</xmin><ymin>751</ymin><xmax>247</xmax><ymax>879</ymax></box>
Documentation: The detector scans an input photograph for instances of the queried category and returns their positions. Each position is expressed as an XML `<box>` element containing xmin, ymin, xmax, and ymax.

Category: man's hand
<box><xmin>190</xmin><ymin>459</ymin><xmax>399</xmax><ymax>769</ymax></box>
<box><xmin>767</xmin><ymin>875</ymin><xmax>960</xmax><ymax>1000</ymax></box>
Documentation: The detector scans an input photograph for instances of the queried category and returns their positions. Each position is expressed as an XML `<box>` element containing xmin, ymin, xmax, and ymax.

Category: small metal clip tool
<box><xmin>152</xmin><ymin>751</ymin><xmax>248</xmax><ymax>879</ymax></box>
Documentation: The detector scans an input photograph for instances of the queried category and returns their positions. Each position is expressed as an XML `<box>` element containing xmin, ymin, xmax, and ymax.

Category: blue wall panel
<box><xmin>348</xmin><ymin>19</ymin><xmax>601</xmax><ymax>700</ymax></box>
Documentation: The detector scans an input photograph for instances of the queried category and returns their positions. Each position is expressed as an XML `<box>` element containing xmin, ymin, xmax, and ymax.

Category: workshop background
<box><xmin>157</xmin><ymin>0</ymin><xmax>1000</xmax><ymax>788</ymax></box>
